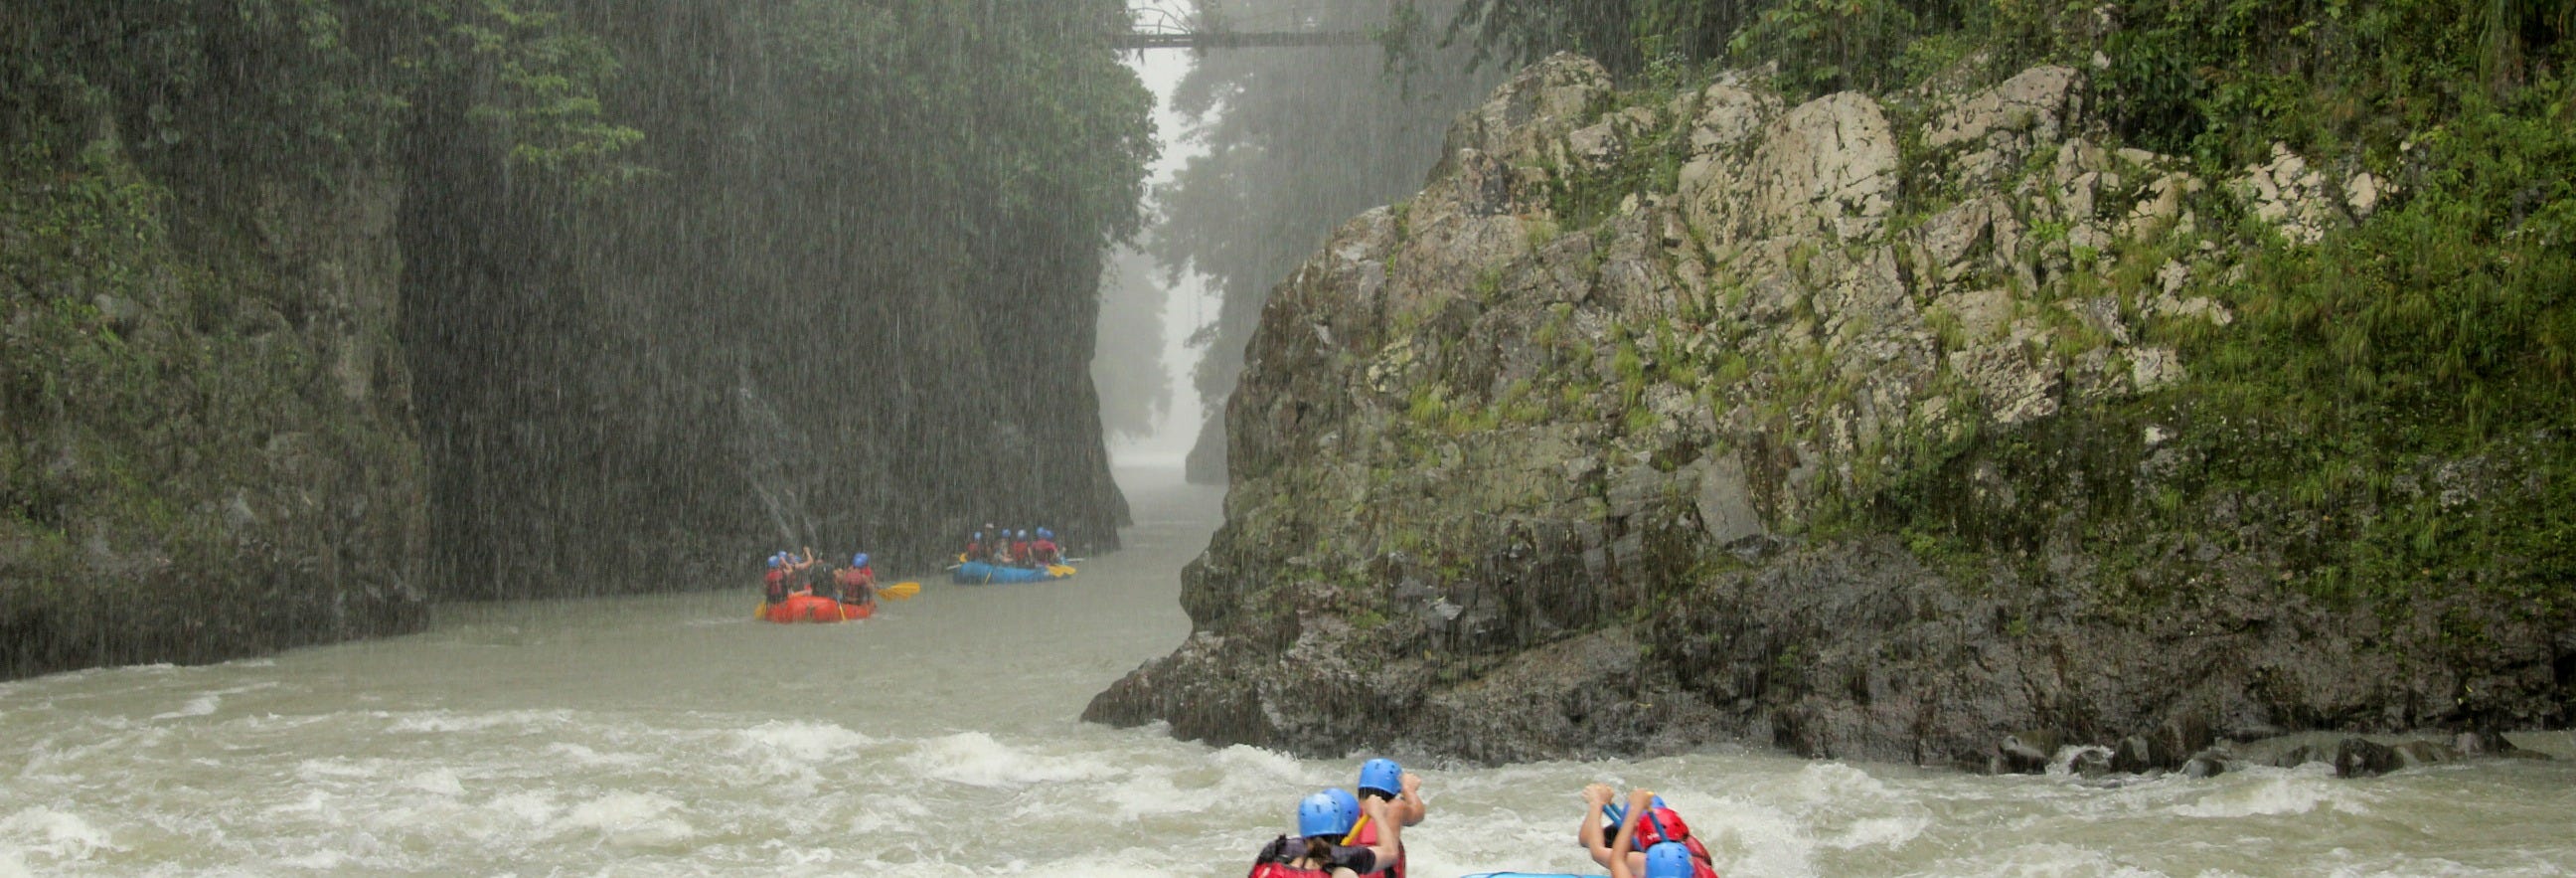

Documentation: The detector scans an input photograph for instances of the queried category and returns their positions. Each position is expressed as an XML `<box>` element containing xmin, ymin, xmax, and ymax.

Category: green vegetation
<box><xmin>1</xmin><ymin>1</ymin><xmax>635</xmax><ymax>191</ymax></box>
<box><xmin>1539</xmin><ymin>99</ymin><xmax>1693</xmax><ymax>230</ymax></box>
<box><xmin>2156</xmin><ymin>92</ymin><xmax>2576</xmax><ymax>609</ymax></box>
<box><xmin>1412</xmin><ymin>0</ymin><xmax>2575</xmax><ymax>622</ymax></box>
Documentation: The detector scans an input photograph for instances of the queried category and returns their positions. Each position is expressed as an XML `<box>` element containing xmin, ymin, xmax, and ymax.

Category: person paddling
<box><xmin>836</xmin><ymin>553</ymin><xmax>879</xmax><ymax>608</ymax></box>
<box><xmin>1345</xmin><ymin>759</ymin><xmax>1425</xmax><ymax>878</ymax></box>
<box><xmin>762</xmin><ymin>553</ymin><xmax>790</xmax><ymax>605</ymax></box>
<box><xmin>1583</xmin><ymin>785</ymin><xmax>1719</xmax><ymax>878</ymax></box>
<box><xmin>1247</xmin><ymin>790</ymin><xmax>1403</xmax><ymax>878</ymax></box>
<box><xmin>786</xmin><ymin>546</ymin><xmax>827</xmax><ymax>596</ymax></box>
<box><xmin>1606</xmin><ymin>788</ymin><xmax>1711</xmax><ymax>878</ymax></box>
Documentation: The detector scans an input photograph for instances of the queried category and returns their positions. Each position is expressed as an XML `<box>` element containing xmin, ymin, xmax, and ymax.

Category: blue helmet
<box><xmin>1296</xmin><ymin>790</ymin><xmax>1359</xmax><ymax>838</ymax></box>
<box><xmin>1644</xmin><ymin>842</ymin><xmax>1694</xmax><ymax>878</ymax></box>
<box><xmin>852</xmin><ymin>553</ymin><xmax>870</xmax><ymax>568</ymax></box>
<box><xmin>1324</xmin><ymin>787</ymin><xmax>1360</xmax><ymax>821</ymax></box>
<box><xmin>1018</xmin><ymin>529</ymin><xmax>1030</xmax><ymax>539</ymax></box>
<box><xmin>1358</xmin><ymin>759</ymin><xmax>1402</xmax><ymax>796</ymax></box>
<box><xmin>973</xmin><ymin>531</ymin><xmax>983</xmax><ymax>540</ymax></box>
<box><xmin>767</xmin><ymin>554</ymin><xmax>783</xmax><ymax>569</ymax></box>
<box><xmin>1038</xmin><ymin>528</ymin><xmax>1053</xmax><ymax>539</ymax></box>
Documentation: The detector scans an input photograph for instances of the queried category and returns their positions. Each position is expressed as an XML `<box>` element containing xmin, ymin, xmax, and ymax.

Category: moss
<box><xmin>1473</xmin><ymin>267</ymin><xmax>1506</xmax><ymax>303</ymax></box>
<box><xmin>1524</xmin><ymin>215</ymin><xmax>1562</xmax><ymax>250</ymax></box>
<box><xmin>2</xmin><ymin>137</ymin><xmax>424</xmax><ymax>677</ymax></box>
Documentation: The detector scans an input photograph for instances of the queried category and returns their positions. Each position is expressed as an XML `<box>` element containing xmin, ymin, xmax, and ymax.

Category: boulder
<box><xmin>1997</xmin><ymin>728</ymin><xmax>2065</xmax><ymax>774</ymax></box>
<box><xmin>2333</xmin><ymin>738</ymin><xmax>2403</xmax><ymax>778</ymax></box>
<box><xmin>1926</xmin><ymin>66</ymin><xmax>2082</xmax><ymax>187</ymax></box>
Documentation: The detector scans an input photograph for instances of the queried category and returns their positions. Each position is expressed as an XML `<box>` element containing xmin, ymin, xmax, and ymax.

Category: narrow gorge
<box><xmin>2</xmin><ymin>1</ymin><xmax>1150</xmax><ymax>678</ymax></box>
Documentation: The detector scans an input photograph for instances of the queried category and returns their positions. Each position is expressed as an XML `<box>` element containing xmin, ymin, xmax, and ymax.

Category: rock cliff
<box><xmin>2</xmin><ymin>140</ymin><xmax>427</xmax><ymax>678</ymax></box>
<box><xmin>1086</xmin><ymin>56</ymin><xmax>2575</xmax><ymax>769</ymax></box>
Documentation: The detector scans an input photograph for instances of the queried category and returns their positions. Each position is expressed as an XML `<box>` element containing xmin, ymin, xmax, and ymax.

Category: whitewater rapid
<box><xmin>4</xmin><ymin>467</ymin><xmax>2572</xmax><ymax>877</ymax></box>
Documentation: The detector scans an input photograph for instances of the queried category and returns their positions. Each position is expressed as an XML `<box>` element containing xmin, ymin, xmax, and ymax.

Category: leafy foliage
<box><xmin>0</xmin><ymin>0</ymin><xmax>636</xmax><ymax>193</ymax></box>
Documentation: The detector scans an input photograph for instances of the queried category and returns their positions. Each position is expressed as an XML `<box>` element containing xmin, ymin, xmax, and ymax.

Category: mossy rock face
<box><xmin>1092</xmin><ymin>53</ymin><xmax>2576</xmax><ymax>767</ymax></box>
<box><xmin>1</xmin><ymin>143</ymin><xmax>426</xmax><ymax>680</ymax></box>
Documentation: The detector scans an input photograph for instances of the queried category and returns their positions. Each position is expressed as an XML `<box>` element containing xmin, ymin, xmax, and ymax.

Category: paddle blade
<box><xmin>881</xmin><ymin>582</ymin><xmax>920</xmax><ymax>600</ymax></box>
<box><xmin>1046</xmin><ymin>565</ymin><xmax>1076</xmax><ymax>577</ymax></box>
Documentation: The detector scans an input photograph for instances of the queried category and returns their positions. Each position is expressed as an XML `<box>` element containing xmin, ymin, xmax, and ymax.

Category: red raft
<box><xmin>759</xmin><ymin>594</ymin><xmax>875</xmax><ymax>623</ymax></box>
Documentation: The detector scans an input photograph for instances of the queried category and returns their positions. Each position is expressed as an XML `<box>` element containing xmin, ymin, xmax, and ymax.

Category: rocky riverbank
<box><xmin>1087</xmin><ymin>55</ymin><xmax>2576</xmax><ymax>772</ymax></box>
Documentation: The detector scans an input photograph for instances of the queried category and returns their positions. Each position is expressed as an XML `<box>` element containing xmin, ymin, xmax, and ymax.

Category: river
<box><xmin>4</xmin><ymin>466</ymin><xmax>2572</xmax><ymax>876</ymax></box>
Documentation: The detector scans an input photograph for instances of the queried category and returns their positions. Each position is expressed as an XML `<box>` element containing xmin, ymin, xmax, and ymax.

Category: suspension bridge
<box><xmin>1113</xmin><ymin>8</ymin><xmax>1378</xmax><ymax>51</ymax></box>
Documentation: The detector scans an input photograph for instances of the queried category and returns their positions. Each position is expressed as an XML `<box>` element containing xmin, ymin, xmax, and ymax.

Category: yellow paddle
<box><xmin>1046</xmin><ymin>565</ymin><xmax>1076</xmax><ymax>578</ymax></box>
<box><xmin>879</xmin><ymin>581</ymin><xmax>920</xmax><ymax>600</ymax></box>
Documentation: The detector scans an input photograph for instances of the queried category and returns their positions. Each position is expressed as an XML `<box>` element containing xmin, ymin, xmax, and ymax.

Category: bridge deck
<box><xmin>1113</xmin><ymin>31</ymin><xmax>1377</xmax><ymax>51</ymax></box>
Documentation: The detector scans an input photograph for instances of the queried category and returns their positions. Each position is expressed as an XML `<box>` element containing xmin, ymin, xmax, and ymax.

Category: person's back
<box><xmin>1590</xmin><ymin>788</ymin><xmax>1719</xmax><ymax>878</ymax></box>
<box><xmin>838</xmin><ymin>553</ymin><xmax>878</xmax><ymax>605</ymax></box>
<box><xmin>762</xmin><ymin>554</ymin><xmax>789</xmax><ymax>605</ymax></box>
<box><xmin>1248</xmin><ymin>790</ymin><xmax>1400</xmax><ymax>878</ymax></box>
<box><xmin>1350</xmin><ymin>759</ymin><xmax>1424</xmax><ymax>878</ymax></box>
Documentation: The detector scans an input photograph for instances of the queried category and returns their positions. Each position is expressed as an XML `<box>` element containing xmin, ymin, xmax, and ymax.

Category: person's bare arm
<box><xmin>1358</xmin><ymin>795</ymin><xmax>1403</xmax><ymax>866</ymax></box>
<box><xmin>1397</xmin><ymin>772</ymin><xmax>1427</xmax><ymax>826</ymax></box>
<box><xmin>1607</xmin><ymin>789</ymin><xmax>1653</xmax><ymax>878</ymax></box>
<box><xmin>1579</xmin><ymin>783</ymin><xmax>1617</xmax><ymax>864</ymax></box>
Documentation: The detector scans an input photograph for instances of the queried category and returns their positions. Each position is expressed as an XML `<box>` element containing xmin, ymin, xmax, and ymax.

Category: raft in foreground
<box><xmin>759</xmin><ymin>594</ymin><xmax>875</xmax><ymax>622</ymax></box>
<box><xmin>951</xmin><ymin>561</ymin><xmax>1075</xmax><ymax>585</ymax></box>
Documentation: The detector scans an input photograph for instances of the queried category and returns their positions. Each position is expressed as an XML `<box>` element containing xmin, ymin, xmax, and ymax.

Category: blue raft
<box><xmin>951</xmin><ymin>561</ymin><xmax>1075</xmax><ymax>585</ymax></box>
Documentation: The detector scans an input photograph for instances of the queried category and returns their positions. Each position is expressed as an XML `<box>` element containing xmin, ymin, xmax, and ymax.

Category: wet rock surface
<box><xmin>1086</xmin><ymin>54</ymin><xmax>2574</xmax><ymax>770</ymax></box>
<box><xmin>3</xmin><ymin>154</ymin><xmax>427</xmax><ymax>678</ymax></box>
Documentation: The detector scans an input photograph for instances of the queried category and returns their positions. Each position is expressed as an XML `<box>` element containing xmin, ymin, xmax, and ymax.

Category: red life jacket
<box><xmin>763</xmin><ymin>570</ymin><xmax>787</xmax><ymax>603</ymax></box>
<box><xmin>835</xmin><ymin>567</ymin><xmax>876</xmax><ymax>601</ymax></box>
<box><xmin>1349</xmin><ymin>818</ymin><xmax>1404</xmax><ymax>878</ymax></box>
<box><xmin>1013</xmin><ymin>540</ymin><xmax>1032</xmax><ymax>560</ymax></box>
<box><xmin>1247</xmin><ymin>864</ymin><xmax>1333</xmax><ymax>878</ymax></box>
<box><xmin>1635</xmin><ymin>807</ymin><xmax>1718</xmax><ymax>877</ymax></box>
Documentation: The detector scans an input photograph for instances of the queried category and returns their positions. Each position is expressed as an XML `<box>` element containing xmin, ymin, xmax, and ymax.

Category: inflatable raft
<box><xmin>759</xmin><ymin>593</ymin><xmax>874</xmax><ymax>622</ymax></box>
<box><xmin>950</xmin><ymin>560</ymin><xmax>1075</xmax><ymax>585</ymax></box>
